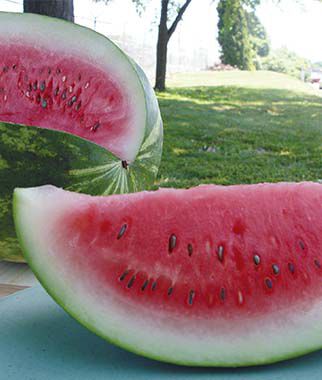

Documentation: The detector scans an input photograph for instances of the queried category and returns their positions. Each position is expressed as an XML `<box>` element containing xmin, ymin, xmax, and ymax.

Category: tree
<box><xmin>155</xmin><ymin>0</ymin><xmax>193</xmax><ymax>91</ymax></box>
<box><xmin>246</xmin><ymin>11</ymin><xmax>269</xmax><ymax>58</ymax></box>
<box><xmin>24</xmin><ymin>0</ymin><xmax>74</xmax><ymax>22</ymax></box>
<box><xmin>261</xmin><ymin>47</ymin><xmax>311</xmax><ymax>78</ymax></box>
<box><xmin>94</xmin><ymin>1</ymin><xmax>192</xmax><ymax>91</ymax></box>
<box><xmin>217</xmin><ymin>0</ymin><xmax>254</xmax><ymax>70</ymax></box>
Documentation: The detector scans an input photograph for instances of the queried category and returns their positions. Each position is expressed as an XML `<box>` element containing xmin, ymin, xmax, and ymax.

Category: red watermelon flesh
<box><xmin>0</xmin><ymin>12</ymin><xmax>154</xmax><ymax>163</ymax></box>
<box><xmin>0</xmin><ymin>45</ymin><xmax>127</xmax><ymax>153</ymax></box>
<box><xmin>0</xmin><ymin>44</ymin><xmax>132</xmax><ymax>159</ymax></box>
<box><xmin>13</xmin><ymin>182</ymin><xmax>322</xmax><ymax>366</ymax></box>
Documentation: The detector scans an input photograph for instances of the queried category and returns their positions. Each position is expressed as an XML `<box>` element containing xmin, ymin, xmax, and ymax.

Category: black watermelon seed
<box><xmin>121</xmin><ymin>160</ymin><xmax>128</xmax><ymax>170</ymax></box>
<box><xmin>12</xmin><ymin>64</ymin><xmax>17</xmax><ymax>70</ymax></box>
<box><xmin>75</xmin><ymin>101</ymin><xmax>81</xmax><ymax>111</ymax></box>
<box><xmin>40</xmin><ymin>81</ymin><xmax>45</xmax><ymax>92</ymax></box>
<box><xmin>91</xmin><ymin>122</ymin><xmax>100</xmax><ymax>132</ymax></box>
<box><xmin>168</xmin><ymin>234</ymin><xmax>177</xmax><ymax>253</ymax></box>
<box><xmin>220</xmin><ymin>287</ymin><xmax>226</xmax><ymax>301</ymax></box>
<box><xmin>299</xmin><ymin>240</ymin><xmax>305</xmax><ymax>250</ymax></box>
<box><xmin>288</xmin><ymin>263</ymin><xmax>295</xmax><ymax>274</ymax></box>
<box><xmin>187</xmin><ymin>243</ymin><xmax>193</xmax><ymax>256</ymax></box>
<box><xmin>127</xmin><ymin>275</ymin><xmax>136</xmax><ymax>289</ymax></box>
<box><xmin>61</xmin><ymin>90</ymin><xmax>67</xmax><ymax>100</ymax></box>
<box><xmin>188</xmin><ymin>290</ymin><xmax>195</xmax><ymax>306</ymax></box>
<box><xmin>151</xmin><ymin>281</ymin><xmax>157</xmax><ymax>291</ymax></box>
<box><xmin>217</xmin><ymin>245</ymin><xmax>224</xmax><ymax>262</ymax></box>
<box><xmin>265</xmin><ymin>278</ymin><xmax>273</xmax><ymax>289</ymax></box>
<box><xmin>119</xmin><ymin>270</ymin><xmax>129</xmax><ymax>282</ymax></box>
<box><xmin>272</xmin><ymin>264</ymin><xmax>280</xmax><ymax>275</ymax></box>
<box><xmin>54</xmin><ymin>87</ymin><xmax>59</xmax><ymax>96</ymax></box>
<box><xmin>56</xmin><ymin>68</ymin><xmax>61</xmax><ymax>74</ymax></box>
<box><xmin>253</xmin><ymin>254</ymin><xmax>261</xmax><ymax>265</ymax></box>
<box><xmin>314</xmin><ymin>259</ymin><xmax>321</xmax><ymax>269</ymax></box>
<box><xmin>117</xmin><ymin>224</ymin><xmax>127</xmax><ymax>240</ymax></box>
<box><xmin>33</xmin><ymin>81</ymin><xmax>38</xmax><ymax>90</ymax></box>
<box><xmin>41</xmin><ymin>99</ymin><xmax>47</xmax><ymax>109</ymax></box>
<box><xmin>167</xmin><ymin>287</ymin><xmax>173</xmax><ymax>296</ymax></box>
<box><xmin>2</xmin><ymin>66</ymin><xmax>8</xmax><ymax>73</ymax></box>
<box><xmin>141</xmin><ymin>279</ymin><xmax>149</xmax><ymax>291</ymax></box>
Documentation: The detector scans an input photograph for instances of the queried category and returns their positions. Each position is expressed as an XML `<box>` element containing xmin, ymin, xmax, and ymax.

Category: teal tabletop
<box><xmin>1</xmin><ymin>286</ymin><xmax>322</xmax><ymax>380</ymax></box>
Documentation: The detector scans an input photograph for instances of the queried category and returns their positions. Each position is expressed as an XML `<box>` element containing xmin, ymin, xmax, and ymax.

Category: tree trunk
<box><xmin>154</xmin><ymin>0</ymin><xmax>192</xmax><ymax>91</ymax></box>
<box><xmin>155</xmin><ymin>28</ymin><xmax>169</xmax><ymax>91</ymax></box>
<box><xmin>154</xmin><ymin>0</ymin><xmax>169</xmax><ymax>91</ymax></box>
<box><xmin>24</xmin><ymin>0</ymin><xmax>74</xmax><ymax>22</ymax></box>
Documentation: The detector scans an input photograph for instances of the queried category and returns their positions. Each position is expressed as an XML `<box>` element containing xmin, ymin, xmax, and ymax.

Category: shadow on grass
<box><xmin>156</xmin><ymin>86</ymin><xmax>322</xmax><ymax>188</ymax></box>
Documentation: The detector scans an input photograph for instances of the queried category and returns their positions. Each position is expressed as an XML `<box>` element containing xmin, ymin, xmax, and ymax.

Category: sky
<box><xmin>257</xmin><ymin>0</ymin><xmax>322</xmax><ymax>62</ymax></box>
<box><xmin>1</xmin><ymin>0</ymin><xmax>322</xmax><ymax>63</ymax></box>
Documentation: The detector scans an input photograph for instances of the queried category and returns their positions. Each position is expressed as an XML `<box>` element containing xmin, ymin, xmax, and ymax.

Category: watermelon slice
<box><xmin>0</xmin><ymin>12</ymin><xmax>162</xmax><ymax>261</ymax></box>
<box><xmin>13</xmin><ymin>182</ymin><xmax>322</xmax><ymax>366</ymax></box>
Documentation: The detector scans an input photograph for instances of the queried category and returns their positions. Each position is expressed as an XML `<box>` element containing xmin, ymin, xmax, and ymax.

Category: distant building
<box><xmin>301</xmin><ymin>67</ymin><xmax>322</xmax><ymax>89</ymax></box>
<box><xmin>309</xmin><ymin>68</ymin><xmax>322</xmax><ymax>89</ymax></box>
<box><xmin>310</xmin><ymin>68</ymin><xmax>322</xmax><ymax>82</ymax></box>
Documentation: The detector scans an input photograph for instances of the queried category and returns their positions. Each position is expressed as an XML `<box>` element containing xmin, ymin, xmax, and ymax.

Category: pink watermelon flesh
<box><xmin>58</xmin><ymin>183</ymin><xmax>322</xmax><ymax>315</ymax></box>
<box><xmin>0</xmin><ymin>44</ymin><xmax>134</xmax><ymax>160</ymax></box>
<box><xmin>14</xmin><ymin>182</ymin><xmax>322</xmax><ymax>366</ymax></box>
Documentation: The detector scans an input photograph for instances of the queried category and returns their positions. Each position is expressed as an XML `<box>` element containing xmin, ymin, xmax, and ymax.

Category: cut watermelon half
<box><xmin>0</xmin><ymin>12</ymin><xmax>162</xmax><ymax>261</ymax></box>
<box><xmin>13</xmin><ymin>182</ymin><xmax>322</xmax><ymax>366</ymax></box>
<box><xmin>0</xmin><ymin>12</ymin><xmax>151</xmax><ymax>161</ymax></box>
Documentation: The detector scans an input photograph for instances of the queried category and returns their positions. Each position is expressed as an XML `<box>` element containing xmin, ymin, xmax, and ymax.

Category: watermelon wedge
<box><xmin>0</xmin><ymin>12</ymin><xmax>162</xmax><ymax>261</ymax></box>
<box><xmin>13</xmin><ymin>182</ymin><xmax>322</xmax><ymax>366</ymax></box>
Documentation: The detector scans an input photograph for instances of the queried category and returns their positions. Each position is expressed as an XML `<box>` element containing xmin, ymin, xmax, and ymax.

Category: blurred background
<box><xmin>0</xmin><ymin>0</ymin><xmax>321</xmax><ymax>187</ymax></box>
<box><xmin>0</xmin><ymin>0</ymin><xmax>321</xmax><ymax>293</ymax></box>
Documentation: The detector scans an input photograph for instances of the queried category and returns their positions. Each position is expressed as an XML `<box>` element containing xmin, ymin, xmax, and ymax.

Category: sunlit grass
<box><xmin>156</xmin><ymin>71</ymin><xmax>322</xmax><ymax>188</ymax></box>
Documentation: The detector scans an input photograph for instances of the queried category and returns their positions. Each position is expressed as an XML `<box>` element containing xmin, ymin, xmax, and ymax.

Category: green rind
<box><xmin>0</xmin><ymin>11</ymin><xmax>148</xmax><ymax>162</ymax></box>
<box><xmin>0</xmin><ymin>14</ymin><xmax>163</xmax><ymax>262</ymax></box>
<box><xmin>12</xmin><ymin>188</ymin><xmax>321</xmax><ymax>367</ymax></box>
<box><xmin>1</xmin><ymin>109</ymin><xmax>161</xmax><ymax>262</ymax></box>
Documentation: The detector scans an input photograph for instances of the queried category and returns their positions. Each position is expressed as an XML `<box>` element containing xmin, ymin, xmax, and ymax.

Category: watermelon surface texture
<box><xmin>13</xmin><ymin>182</ymin><xmax>322</xmax><ymax>367</ymax></box>
<box><xmin>0</xmin><ymin>12</ymin><xmax>162</xmax><ymax>262</ymax></box>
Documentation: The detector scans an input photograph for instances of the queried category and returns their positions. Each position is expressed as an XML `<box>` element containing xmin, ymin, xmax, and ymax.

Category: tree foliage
<box><xmin>246</xmin><ymin>11</ymin><xmax>269</xmax><ymax>58</ymax></box>
<box><xmin>260</xmin><ymin>47</ymin><xmax>311</xmax><ymax>78</ymax></box>
<box><xmin>242</xmin><ymin>0</ymin><xmax>261</xmax><ymax>7</ymax></box>
<box><xmin>93</xmin><ymin>0</ymin><xmax>146</xmax><ymax>13</ymax></box>
<box><xmin>217</xmin><ymin>0</ymin><xmax>254</xmax><ymax>70</ymax></box>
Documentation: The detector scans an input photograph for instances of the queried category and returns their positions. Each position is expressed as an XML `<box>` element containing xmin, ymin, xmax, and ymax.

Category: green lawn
<box><xmin>156</xmin><ymin>70</ymin><xmax>322</xmax><ymax>188</ymax></box>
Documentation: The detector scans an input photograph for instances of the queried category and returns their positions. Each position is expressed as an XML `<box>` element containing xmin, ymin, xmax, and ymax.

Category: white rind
<box><xmin>0</xmin><ymin>12</ymin><xmax>146</xmax><ymax>162</ymax></box>
<box><xmin>13</xmin><ymin>185</ymin><xmax>322</xmax><ymax>366</ymax></box>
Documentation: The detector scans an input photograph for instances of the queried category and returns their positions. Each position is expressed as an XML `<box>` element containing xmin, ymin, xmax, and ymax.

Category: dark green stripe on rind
<box><xmin>0</xmin><ymin>12</ymin><xmax>163</xmax><ymax>262</ymax></box>
<box><xmin>12</xmin><ymin>188</ymin><xmax>322</xmax><ymax>367</ymax></box>
<box><xmin>0</xmin><ymin>106</ymin><xmax>162</xmax><ymax>262</ymax></box>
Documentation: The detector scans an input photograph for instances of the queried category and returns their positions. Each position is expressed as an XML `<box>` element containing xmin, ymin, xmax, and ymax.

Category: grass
<box><xmin>155</xmin><ymin>70</ymin><xmax>322</xmax><ymax>188</ymax></box>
